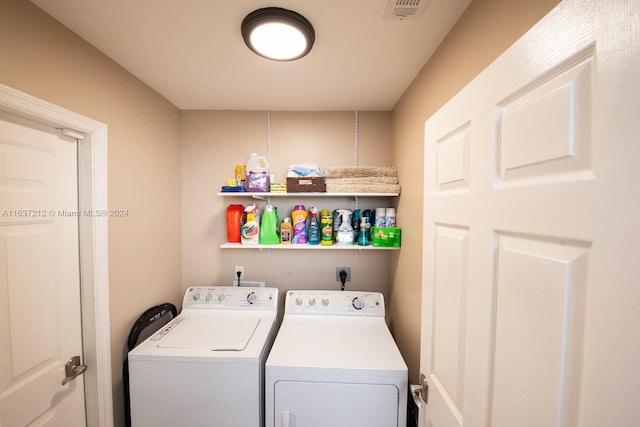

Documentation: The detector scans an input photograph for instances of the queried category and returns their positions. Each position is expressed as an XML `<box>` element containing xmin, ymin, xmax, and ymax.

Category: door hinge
<box><xmin>57</xmin><ymin>128</ymin><xmax>85</xmax><ymax>140</ymax></box>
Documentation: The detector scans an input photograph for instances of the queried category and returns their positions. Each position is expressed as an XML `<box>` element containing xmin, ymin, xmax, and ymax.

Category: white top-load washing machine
<box><xmin>128</xmin><ymin>286</ymin><xmax>279</xmax><ymax>427</ymax></box>
<box><xmin>265</xmin><ymin>290</ymin><xmax>408</xmax><ymax>427</ymax></box>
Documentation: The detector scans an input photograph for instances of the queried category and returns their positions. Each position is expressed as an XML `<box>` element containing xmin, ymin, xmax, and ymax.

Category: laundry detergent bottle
<box><xmin>291</xmin><ymin>205</ymin><xmax>308</xmax><ymax>244</ymax></box>
<box><xmin>244</xmin><ymin>153</ymin><xmax>270</xmax><ymax>192</ymax></box>
<box><xmin>259</xmin><ymin>204</ymin><xmax>279</xmax><ymax>245</ymax></box>
<box><xmin>226</xmin><ymin>204</ymin><xmax>244</xmax><ymax>243</ymax></box>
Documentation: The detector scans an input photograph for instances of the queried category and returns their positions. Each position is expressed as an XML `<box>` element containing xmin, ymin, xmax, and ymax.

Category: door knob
<box><xmin>62</xmin><ymin>355</ymin><xmax>87</xmax><ymax>386</ymax></box>
<box><xmin>410</xmin><ymin>373</ymin><xmax>429</xmax><ymax>408</ymax></box>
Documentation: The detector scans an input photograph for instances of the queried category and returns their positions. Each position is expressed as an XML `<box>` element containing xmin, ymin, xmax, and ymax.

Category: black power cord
<box><xmin>236</xmin><ymin>270</ymin><xmax>242</xmax><ymax>287</ymax></box>
<box><xmin>339</xmin><ymin>270</ymin><xmax>347</xmax><ymax>291</ymax></box>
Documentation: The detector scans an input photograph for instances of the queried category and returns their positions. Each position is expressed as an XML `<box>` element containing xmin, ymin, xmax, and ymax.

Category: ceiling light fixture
<box><xmin>241</xmin><ymin>7</ymin><xmax>315</xmax><ymax>61</ymax></box>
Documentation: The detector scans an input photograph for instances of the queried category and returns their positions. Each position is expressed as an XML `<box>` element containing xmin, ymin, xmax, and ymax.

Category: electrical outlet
<box><xmin>235</xmin><ymin>281</ymin><xmax>266</xmax><ymax>287</ymax></box>
<box><xmin>336</xmin><ymin>267</ymin><xmax>351</xmax><ymax>282</ymax></box>
<box><xmin>234</xmin><ymin>265</ymin><xmax>245</xmax><ymax>280</ymax></box>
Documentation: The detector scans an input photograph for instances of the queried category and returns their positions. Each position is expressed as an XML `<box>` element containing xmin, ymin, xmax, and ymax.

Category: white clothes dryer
<box><xmin>265</xmin><ymin>290</ymin><xmax>407</xmax><ymax>427</ymax></box>
<box><xmin>129</xmin><ymin>286</ymin><xmax>279</xmax><ymax>427</ymax></box>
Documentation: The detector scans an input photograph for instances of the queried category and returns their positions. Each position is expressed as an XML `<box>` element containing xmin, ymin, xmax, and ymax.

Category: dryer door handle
<box><xmin>281</xmin><ymin>411</ymin><xmax>296</xmax><ymax>427</ymax></box>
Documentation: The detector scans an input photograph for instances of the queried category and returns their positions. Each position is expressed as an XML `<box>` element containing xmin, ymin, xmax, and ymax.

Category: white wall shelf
<box><xmin>217</xmin><ymin>192</ymin><xmax>399</xmax><ymax>198</ymax></box>
<box><xmin>218</xmin><ymin>191</ymin><xmax>400</xmax><ymax>251</ymax></box>
<box><xmin>219</xmin><ymin>242</ymin><xmax>399</xmax><ymax>250</ymax></box>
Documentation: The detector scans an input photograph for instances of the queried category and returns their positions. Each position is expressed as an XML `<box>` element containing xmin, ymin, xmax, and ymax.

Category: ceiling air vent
<box><xmin>383</xmin><ymin>0</ymin><xmax>430</xmax><ymax>21</ymax></box>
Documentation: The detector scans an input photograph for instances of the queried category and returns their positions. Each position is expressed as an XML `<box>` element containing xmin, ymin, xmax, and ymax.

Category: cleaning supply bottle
<box><xmin>374</xmin><ymin>207</ymin><xmax>386</xmax><ymax>227</ymax></box>
<box><xmin>357</xmin><ymin>217</ymin><xmax>370</xmax><ymax>246</ymax></box>
<box><xmin>259</xmin><ymin>204</ymin><xmax>279</xmax><ymax>245</ymax></box>
<box><xmin>352</xmin><ymin>209</ymin><xmax>361</xmax><ymax>244</ymax></box>
<box><xmin>291</xmin><ymin>205</ymin><xmax>308</xmax><ymax>244</ymax></box>
<box><xmin>280</xmin><ymin>217</ymin><xmax>293</xmax><ymax>244</ymax></box>
<box><xmin>308</xmin><ymin>207</ymin><xmax>320</xmax><ymax>245</ymax></box>
<box><xmin>385</xmin><ymin>207</ymin><xmax>396</xmax><ymax>227</ymax></box>
<box><xmin>245</xmin><ymin>153</ymin><xmax>270</xmax><ymax>192</ymax></box>
<box><xmin>362</xmin><ymin>209</ymin><xmax>372</xmax><ymax>242</ymax></box>
<box><xmin>320</xmin><ymin>209</ymin><xmax>333</xmax><ymax>246</ymax></box>
<box><xmin>336</xmin><ymin>209</ymin><xmax>354</xmax><ymax>245</ymax></box>
<box><xmin>226</xmin><ymin>204</ymin><xmax>244</xmax><ymax>243</ymax></box>
<box><xmin>333</xmin><ymin>209</ymin><xmax>342</xmax><ymax>242</ymax></box>
<box><xmin>244</xmin><ymin>204</ymin><xmax>260</xmax><ymax>230</ymax></box>
<box><xmin>241</xmin><ymin>208</ymin><xmax>259</xmax><ymax>245</ymax></box>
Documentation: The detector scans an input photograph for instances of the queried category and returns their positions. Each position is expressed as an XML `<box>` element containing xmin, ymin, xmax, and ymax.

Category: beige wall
<box><xmin>0</xmin><ymin>1</ymin><xmax>183</xmax><ymax>426</ymax></box>
<box><xmin>181</xmin><ymin>111</ymin><xmax>395</xmax><ymax>310</ymax></box>
<box><xmin>1</xmin><ymin>0</ymin><xmax>563</xmax><ymax>423</ymax></box>
<box><xmin>390</xmin><ymin>0</ymin><xmax>561</xmax><ymax>382</ymax></box>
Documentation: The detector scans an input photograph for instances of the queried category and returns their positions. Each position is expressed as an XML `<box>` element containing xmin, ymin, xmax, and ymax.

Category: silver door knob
<box><xmin>62</xmin><ymin>355</ymin><xmax>87</xmax><ymax>386</ymax></box>
<box><xmin>410</xmin><ymin>373</ymin><xmax>429</xmax><ymax>408</ymax></box>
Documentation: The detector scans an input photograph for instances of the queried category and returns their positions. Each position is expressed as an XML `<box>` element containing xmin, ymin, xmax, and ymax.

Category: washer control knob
<box><xmin>192</xmin><ymin>292</ymin><xmax>201</xmax><ymax>302</ymax></box>
<box><xmin>308</xmin><ymin>298</ymin><xmax>317</xmax><ymax>307</ymax></box>
<box><xmin>295</xmin><ymin>297</ymin><xmax>304</xmax><ymax>306</ymax></box>
<box><xmin>217</xmin><ymin>293</ymin><xmax>226</xmax><ymax>302</ymax></box>
<box><xmin>246</xmin><ymin>291</ymin><xmax>258</xmax><ymax>305</ymax></box>
<box><xmin>321</xmin><ymin>298</ymin><xmax>330</xmax><ymax>307</ymax></box>
<box><xmin>352</xmin><ymin>296</ymin><xmax>365</xmax><ymax>310</ymax></box>
<box><xmin>205</xmin><ymin>293</ymin><xmax>213</xmax><ymax>302</ymax></box>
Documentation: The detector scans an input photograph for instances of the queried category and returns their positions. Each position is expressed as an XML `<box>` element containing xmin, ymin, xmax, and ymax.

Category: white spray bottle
<box><xmin>336</xmin><ymin>209</ymin><xmax>354</xmax><ymax>244</ymax></box>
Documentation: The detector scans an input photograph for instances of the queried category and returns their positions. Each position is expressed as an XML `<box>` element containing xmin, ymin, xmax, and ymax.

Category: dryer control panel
<box><xmin>285</xmin><ymin>290</ymin><xmax>385</xmax><ymax>316</ymax></box>
<box><xmin>183</xmin><ymin>286</ymin><xmax>278</xmax><ymax>310</ymax></box>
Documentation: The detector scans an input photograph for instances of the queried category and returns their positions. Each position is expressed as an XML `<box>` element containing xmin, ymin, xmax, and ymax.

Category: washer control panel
<box><xmin>286</xmin><ymin>290</ymin><xmax>385</xmax><ymax>316</ymax></box>
<box><xmin>183</xmin><ymin>286</ymin><xmax>278</xmax><ymax>310</ymax></box>
<box><xmin>150</xmin><ymin>316</ymin><xmax>185</xmax><ymax>341</ymax></box>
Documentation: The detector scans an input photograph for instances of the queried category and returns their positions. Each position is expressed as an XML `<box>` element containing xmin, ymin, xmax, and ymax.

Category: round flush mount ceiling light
<box><xmin>241</xmin><ymin>7</ymin><xmax>315</xmax><ymax>61</ymax></box>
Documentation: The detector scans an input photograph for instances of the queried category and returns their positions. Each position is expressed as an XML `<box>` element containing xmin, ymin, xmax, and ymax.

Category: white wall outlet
<box><xmin>237</xmin><ymin>281</ymin><xmax>266</xmax><ymax>287</ymax></box>
<box><xmin>234</xmin><ymin>265</ymin><xmax>245</xmax><ymax>280</ymax></box>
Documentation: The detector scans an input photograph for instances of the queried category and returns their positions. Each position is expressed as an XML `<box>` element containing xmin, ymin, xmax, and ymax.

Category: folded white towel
<box><xmin>326</xmin><ymin>181</ymin><xmax>401</xmax><ymax>194</ymax></box>
<box><xmin>326</xmin><ymin>177</ymin><xmax>399</xmax><ymax>185</ymax></box>
<box><xmin>324</xmin><ymin>166</ymin><xmax>398</xmax><ymax>179</ymax></box>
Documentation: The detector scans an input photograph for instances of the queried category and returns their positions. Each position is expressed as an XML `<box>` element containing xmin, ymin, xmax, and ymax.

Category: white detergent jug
<box><xmin>245</xmin><ymin>153</ymin><xmax>270</xmax><ymax>192</ymax></box>
<box><xmin>246</xmin><ymin>153</ymin><xmax>269</xmax><ymax>173</ymax></box>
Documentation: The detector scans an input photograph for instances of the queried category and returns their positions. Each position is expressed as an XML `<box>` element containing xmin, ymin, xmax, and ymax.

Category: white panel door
<box><xmin>420</xmin><ymin>0</ymin><xmax>639</xmax><ymax>426</ymax></box>
<box><xmin>0</xmin><ymin>111</ymin><xmax>86</xmax><ymax>425</ymax></box>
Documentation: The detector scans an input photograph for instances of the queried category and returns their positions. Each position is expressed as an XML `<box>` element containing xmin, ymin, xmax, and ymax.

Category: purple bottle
<box><xmin>291</xmin><ymin>205</ymin><xmax>308</xmax><ymax>244</ymax></box>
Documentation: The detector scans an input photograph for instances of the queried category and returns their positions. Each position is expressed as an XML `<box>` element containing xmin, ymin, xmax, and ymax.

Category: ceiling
<box><xmin>31</xmin><ymin>0</ymin><xmax>471</xmax><ymax>111</ymax></box>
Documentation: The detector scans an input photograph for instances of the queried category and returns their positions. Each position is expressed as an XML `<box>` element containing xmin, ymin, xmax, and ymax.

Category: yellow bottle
<box><xmin>320</xmin><ymin>209</ymin><xmax>333</xmax><ymax>246</ymax></box>
<box><xmin>280</xmin><ymin>217</ymin><xmax>293</xmax><ymax>244</ymax></box>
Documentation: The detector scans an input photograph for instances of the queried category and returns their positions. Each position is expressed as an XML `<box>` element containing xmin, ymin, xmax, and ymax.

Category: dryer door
<box><xmin>274</xmin><ymin>381</ymin><xmax>399</xmax><ymax>427</ymax></box>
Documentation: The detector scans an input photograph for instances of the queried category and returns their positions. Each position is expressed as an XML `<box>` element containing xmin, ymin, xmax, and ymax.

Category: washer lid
<box><xmin>157</xmin><ymin>316</ymin><xmax>261</xmax><ymax>351</ymax></box>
